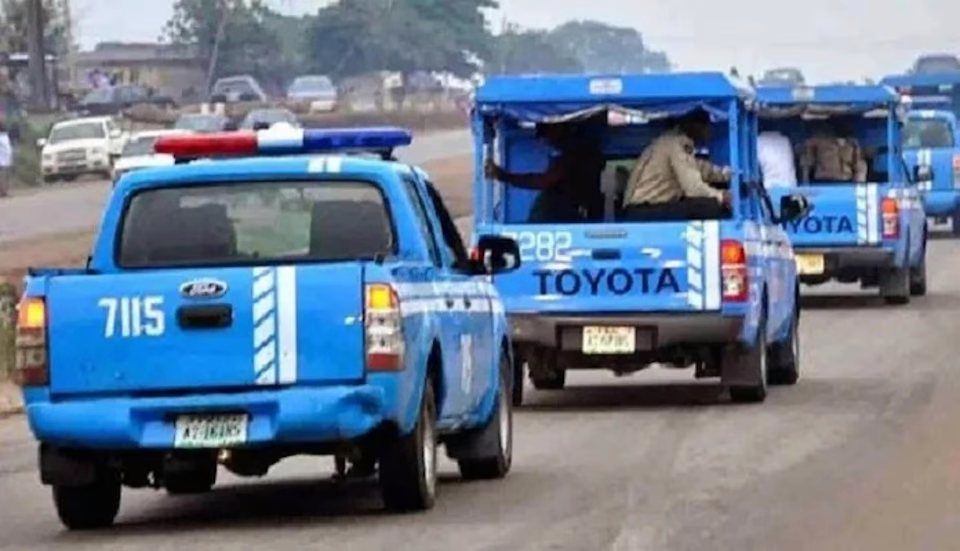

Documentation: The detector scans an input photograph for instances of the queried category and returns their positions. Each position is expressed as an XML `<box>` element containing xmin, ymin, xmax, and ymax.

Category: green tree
<box><xmin>163</xmin><ymin>0</ymin><xmax>287</xmax><ymax>89</ymax></box>
<box><xmin>547</xmin><ymin>20</ymin><xmax>671</xmax><ymax>74</ymax></box>
<box><xmin>304</xmin><ymin>0</ymin><xmax>498</xmax><ymax>78</ymax></box>
<box><xmin>0</xmin><ymin>0</ymin><xmax>71</xmax><ymax>55</ymax></box>
<box><xmin>490</xmin><ymin>25</ymin><xmax>583</xmax><ymax>75</ymax></box>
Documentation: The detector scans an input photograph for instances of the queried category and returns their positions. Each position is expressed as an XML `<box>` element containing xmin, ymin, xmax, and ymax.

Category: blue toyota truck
<box><xmin>471</xmin><ymin>72</ymin><xmax>809</xmax><ymax>405</ymax></box>
<box><xmin>14</xmin><ymin>127</ymin><xmax>521</xmax><ymax>529</ymax></box>
<box><xmin>900</xmin><ymin>108</ymin><xmax>960</xmax><ymax>232</ymax></box>
<box><xmin>757</xmin><ymin>85</ymin><xmax>929</xmax><ymax>304</ymax></box>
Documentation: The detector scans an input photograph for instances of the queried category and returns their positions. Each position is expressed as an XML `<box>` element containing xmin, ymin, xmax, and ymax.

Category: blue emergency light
<box><xmin>155</xmin><ymin>126</ymin><xmax>414</xmax><ymax>160</ymax></box>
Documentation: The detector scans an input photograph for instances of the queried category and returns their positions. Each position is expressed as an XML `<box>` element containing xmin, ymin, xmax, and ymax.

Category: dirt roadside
<box><xmin>0</xmin><ymin>155</ymin><xmax>474</xmax><ymax>414</ymax></box>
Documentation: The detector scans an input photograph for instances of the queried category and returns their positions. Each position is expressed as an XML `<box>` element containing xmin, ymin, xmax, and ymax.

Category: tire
<box><xmin>768</xmin><ymin>311</ymin><xmax>800</xmax><ymax>386</ymax></box>
<box><xmin>53</xmin><ymin>480</ymin><xmax>121</xmax><ymax>530</ymax></box>
<box><xmin>729</xmin><ymin>309</ymin><xmax>769</xmax><ymax>403</ymax></box>
<box><xmin>951</xmin><ymin>210</ymin><xmax>960</xmax><ymax>237</ymax></box>
<box><xmin>511</xmin><ymin>347</ymin><xmax>525</xmax><ymax>407</ymax></box>
<box><xmin>529</xmin><ymin>349</ymin><xmax>565</xmax><ymax>391</ymax></box>
<box><xmin>378</xmin><ymin>379</ymin><xmax>438</xmax><ymax>512</ymax></box>
<box><xmin>165</xmin><ymin>462</ymin><xmax>217</xmax><ymax>495</ymax></box>
<box><xmin>458</xmin><ymin>352</ymin><xmax>513</xmax><ymax>481</ymax></box>
<box><xmin>910</xmin><ymin>249</ymin><xmax>927</xmax><ymax>297</ymax></box>
<box><xmin>881</xmin><ymin>267</ymin><xmax>910</xmax><ymax>305</ymax></box>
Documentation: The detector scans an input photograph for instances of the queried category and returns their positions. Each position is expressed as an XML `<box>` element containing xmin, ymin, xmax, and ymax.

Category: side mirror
<box><xmin>473</xmin><ymin>235</ymin><xmax>521</xmax><ymax>275</ymax></box>
<box><xmin>779</xmin><ymin>194</ymin><xmax>811</xmax><ymax>223</ymax></box>
<box><xmin>109</xmin><ymin>129</ymin><xmax>122</xmax><ymax>139</ymax></box>
<box><xmin>36</xmin><ymin>138</ymin><xmax>46</xmax><ymax>148</ymax></box>
<box><xmin>913</xmin><ymin>165</ymin><xmax>933</xmax><ymax>183</ymax></box>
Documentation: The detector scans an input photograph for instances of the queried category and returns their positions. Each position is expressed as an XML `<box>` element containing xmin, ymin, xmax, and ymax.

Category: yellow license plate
<box><xmin>795</xmin><ymin>254</ymin><xmax>825</xmax><ymax>275</ymax></box>
<box><xmin>582</xmin><ymin>326</ymin><xmax>636</xmax><ymax>355</ymax></box>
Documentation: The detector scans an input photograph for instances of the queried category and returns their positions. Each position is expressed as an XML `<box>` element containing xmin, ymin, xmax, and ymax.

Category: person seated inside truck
<box><xmin>620</xmin><ymin>108</ymin><xmax>732</xmax><ymax>221</ymax></box>
<box><xmin>483</xmin><ymin>121</ymin><xmax>605</xmax><ymax>223</ymax></box>
<box><xmin>757</xmin><ymin>119</ymin><xmax>797</xmax><ymax>187</ymax></box>
<box><xmin>798</xmin><ymin>120</ymin><xmax>867</xmax><ymax>184</ymax></box>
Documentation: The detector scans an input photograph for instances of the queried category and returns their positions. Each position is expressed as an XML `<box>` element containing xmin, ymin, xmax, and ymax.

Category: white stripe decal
<box><xmin>856</xmin><ymin>184</ymin><xmax>868</xmax><ymax>244</ymax></box>
<box><xmin>866</xmin><ymin>183</ymin><xmax>879</xmax><ymax>244</ymax></box>
<box><xmin>703</xmin><ymin>220</ymin><xmax>721</xmax><ymax>310</ymax></box>
<box><xmin>252</xmin><ymin>267</ymin><xmax>278</xmax><ymax>385</ymax></box>
<box><xmin>685</xmin><ymin>221</ymin><xmax>704</xmax><ymax>310</ymax></box>
<box><xmin>276</xmin><ymin>266</ymin><xmax>299</xmax><ymax>384</ymax></box>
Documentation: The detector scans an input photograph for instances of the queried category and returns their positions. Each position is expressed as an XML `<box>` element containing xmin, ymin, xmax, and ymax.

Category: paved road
<box><xmin>3</xmin><ymin>232</ymin><xmax>960</xmax><ymax>548</ymax></box>
<box><xmin>0</xmin><ymin>129</ymin><xmax>473</xmax><ymax>244</ymax></box>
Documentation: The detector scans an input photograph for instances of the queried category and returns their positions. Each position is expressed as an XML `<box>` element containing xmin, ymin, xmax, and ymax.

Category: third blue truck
<box><xmin>758</xmin><ymin>85</ymin><xmax>929</xmax><ymax>304</ymax></box>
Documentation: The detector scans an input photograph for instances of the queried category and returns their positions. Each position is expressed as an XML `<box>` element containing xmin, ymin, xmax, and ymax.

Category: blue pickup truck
<box><xmin>471</xmin><ymin>72</ymin><xmax>809</xmax><ymax>405</ymax></box>
<box><xmin>900</xmin><ymin>109</ymin><xmax>960</xmax><ymax>232</ymax></box>
<box><xmin>757</xmin><ymin>85</ymin><xmax>929</xmax><ymax>304</ymax></box>
<box><xmin>13</xmin><ymin>127</ymin><xmax>521</xmax><ymax>529</ymax></box>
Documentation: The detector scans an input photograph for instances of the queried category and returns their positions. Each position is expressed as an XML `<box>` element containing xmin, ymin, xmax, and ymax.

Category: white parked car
<box><xmin>112</xmin><ymin>129</ymin><xmax>191</xmax><ymax>184</ymax></box>
<box><xmin>286</xmin><ymin>75</ymin><xmax>338</xmax><ymax>112</ymax></box>
<box><xmin>39</xmin><ymin>117</ymin><xmax>127</xmax><ymax>183</ymax></box>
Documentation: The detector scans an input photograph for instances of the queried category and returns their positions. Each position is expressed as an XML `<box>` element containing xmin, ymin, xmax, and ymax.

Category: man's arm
<box><xmin>669</xmin><ymin>143</ymin><xmax>725</xmax><ymax>202</ymax></box>
<box><xmin>696</xmin><ymin>158</ymin><xmax>731</xmax><ymax>184</ymax></box>
<box><xmin>851</xmin><ymin>141</ymin><xmax>868</xmax><ymax>183</ymax></box>
<box><xmin>487</xmin><ymin>158</ymin><xmax>563</xmax><ymax>190</ymax></box>
<box><xmin>797</xmin><ymin>140</ymin><xmax>815</xmax><ymax>183</ymax></box>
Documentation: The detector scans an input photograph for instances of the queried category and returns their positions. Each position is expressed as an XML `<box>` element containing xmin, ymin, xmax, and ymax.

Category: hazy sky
<box><xmin>72</xmin><ymin>0</ymin><xmax>956</xmax><ymax>82</ymax></box>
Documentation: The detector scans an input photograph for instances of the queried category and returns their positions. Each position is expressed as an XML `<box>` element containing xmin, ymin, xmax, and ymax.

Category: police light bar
<box><xmin>154</xmin><ymin>127</ymin><xmax>413</xmax><ymax>160</ymax></box>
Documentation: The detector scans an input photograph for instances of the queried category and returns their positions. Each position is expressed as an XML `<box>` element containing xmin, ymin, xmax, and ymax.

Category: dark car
<box><xmin>173</xmin><ymin>113</ymin><xmax>236</xmax><ymax>133</ymax></box>
<box><xmin>77</xmin><ymin>85</ymin><xmax>176</xmax><ymax>116</ymax></box>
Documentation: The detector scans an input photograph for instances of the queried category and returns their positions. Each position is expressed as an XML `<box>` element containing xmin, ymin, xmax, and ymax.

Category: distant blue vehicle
<box><xmin>900</xmin><ymin>109</ymin><xmax>960</xmax><ymax>233</ymax></box>
<box><xmin>14</xmin><ymin>127</ymin><xmax>521</xmax><ymax>530</ymax></box>
<box><xmin>471</xmin><ymin>72</ymin><xmax>809</xmax><ymax>406</ymax></box>
<box><xmin>757</xmin><ymin>85</ymin><xmax>929</xmax><ymax>304</ymax></box>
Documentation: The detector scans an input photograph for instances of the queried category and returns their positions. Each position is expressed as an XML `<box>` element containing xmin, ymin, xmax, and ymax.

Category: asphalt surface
<box><xmin>2</xmin><ymin>139</ymin><xmax>960</xmax><ymax>548</ymax></box>
<box><xmin>0</xmin><ymin>129</ymin><xmax>474</xmax><ymax>244</ymax></box>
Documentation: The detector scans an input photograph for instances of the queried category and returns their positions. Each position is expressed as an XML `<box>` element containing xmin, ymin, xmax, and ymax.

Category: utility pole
<box><xmin>26</xmin><ymin>0</ymin><xmax>51</xmax><ymax>110</ymax></box>
<box><xmin>205</xmin><ymin>0</ymin><xmax>230</xmax><ymax>98</ymax></box>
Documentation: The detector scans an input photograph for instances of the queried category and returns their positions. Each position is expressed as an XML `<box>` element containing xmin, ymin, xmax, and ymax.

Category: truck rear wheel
<box><xmin>910</xmin><ymin>249</ymin><xmax>927</xmax><ymax>297</ymax></box>
<box><xmin>881</xmin><ymin>267</ymin><xmax>910</xmax><ymax>305</ymax></box>
<box><xmin>768</xmin><ymin>311</ymin><xmax>800</xmax><ymax>386</ymax></box>
<box><xmin>458</xmin><ymin>351</ymin><xmax>513</xmax><ymax>480</ymax></box>
<box><xmin>378</xmin><ymin>380</ymin><xmax>438</xmax><ymax>512</ymax></box>
<box><xmin>511</xmin><ymin>345</ymin><xmax>525</xmax><ymax>406</ymax></box>
<box><xmin>729</xmin><ymin>311</ymin><xmax>769</xmax><ymax>403</ymax></box>
<box><xmin>529</xmin><ymin>348</ymin><xmax>565</xmax><ymax>390</ymax></box>
<box><xmin>53</xmin><ymin>479</ymin><xmax>121</xmax><ymax>530</ymax></box>
<box><xmin>951</xmin><ymin>210</ymin><xmax>960</xmax><ymax>237</ymax></box>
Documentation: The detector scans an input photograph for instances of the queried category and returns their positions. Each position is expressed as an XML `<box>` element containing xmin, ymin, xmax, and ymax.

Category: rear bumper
<box><xmin>507</xmin><ymin>312</ymin><xmax>743</xmax><ymax>349</ymax></box>
<box><xmin>922</xmin><ymin>190</ymin><xmax>960</xmax><ymax>216</ymax></box>
<box><xmin>796</xmin><ymin>247</ymin><xmax>895</xmax><ymax>283</ymax></box>
<box><xmin>26</xmin><ymin>385</ymin><xmax>387</xmax><ymax>449</ymax></box>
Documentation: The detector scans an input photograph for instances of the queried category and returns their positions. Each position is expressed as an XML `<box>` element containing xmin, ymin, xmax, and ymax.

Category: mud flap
<box><xmin>719</xmin><ymin>345</ymin><xmax>762</xmax><ymax>387</ymax></box>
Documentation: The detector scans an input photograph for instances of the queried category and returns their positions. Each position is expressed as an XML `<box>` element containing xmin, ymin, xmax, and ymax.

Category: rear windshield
<box><xmin>117</xmin><ymin>181</ymin><xmax>394</xmax><ymax>268</ymax></box>
<box><xmin>903</xmin><ymin>119</ymin><xmax>954</xmax><ymax>149</ymax></box>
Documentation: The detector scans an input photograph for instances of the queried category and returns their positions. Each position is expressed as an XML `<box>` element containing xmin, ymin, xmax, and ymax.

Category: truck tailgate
<box><xmin>768</xmin><ymin>184</ymin><xmax>881</xmax><ymax>247</ymax></box>
<box><xmin>46</xmin><ymin>264</ymin><xmax>365</xmax><ymax>396</ymax></box>
<box><xmin>489</xmin><ymin>221</ymin><xmax>723</xmax><ymax>313</ymax></box>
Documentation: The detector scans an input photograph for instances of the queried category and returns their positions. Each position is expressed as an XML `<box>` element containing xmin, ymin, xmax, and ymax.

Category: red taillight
<box><xmin>720</xmin><ymin>239</ymin><xmax>749</xmax><ymax>303</ymax></box>
<box><xmin>14</xmin><ymin>296</ymin><xmax>49</xmax><ymax>386</ymax></box>
<box><xmin>881</xmin><ymin>197</ymin><xmax>899</xmax><ymax>239</ymax></box>
<box><xmin>365</xmin><ymin>284</ymin><xmax>405</xmax><ymax>371</ymax></box>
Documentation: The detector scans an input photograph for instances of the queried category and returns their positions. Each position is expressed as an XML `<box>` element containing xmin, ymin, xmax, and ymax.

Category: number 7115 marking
<box><xmin>98</xmin><ymin>296</ymin><xmax>166</xmax><ymax>338</ymax></box>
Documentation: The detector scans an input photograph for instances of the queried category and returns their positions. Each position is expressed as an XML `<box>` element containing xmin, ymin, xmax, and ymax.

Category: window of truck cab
<box><xmin>903</xmin><ymin>118</ymin><xmax>954</xmax><ymax>149</ymax></box>
<box><xmin>115</xmin><ymin>180</ymin><xmax>397</xmax><ymax>269</ymax></box>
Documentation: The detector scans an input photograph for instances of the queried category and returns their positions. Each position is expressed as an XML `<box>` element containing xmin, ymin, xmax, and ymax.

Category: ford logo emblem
<box><xmin>179</xmin><ymin>279</ymin><xmax>228</xmax><ymax>300</ymax></box>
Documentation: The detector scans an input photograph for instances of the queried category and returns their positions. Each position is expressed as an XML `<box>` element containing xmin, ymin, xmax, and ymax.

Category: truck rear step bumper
<box><xmin>27</xmin><ymin>385</ymin><xmax>387</xmax><ymax>449</ymax></box>
<box><xmin>507</xmin><ymin>312</ymin><xmax>742</xmax><ymax>349</ymax></box>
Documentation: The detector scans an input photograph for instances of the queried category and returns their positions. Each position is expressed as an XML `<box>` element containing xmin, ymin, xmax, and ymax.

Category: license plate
<box><xmin>174</xmin><ymin>414</ymin><xmax>248</xmax><ymax>448</ymax></box>
<box><xmin>795</xmin><ymin>254</ymin><xmax>824</xmax><ymax>275</ymax></box>
<box><xmin>582</xmin><ymin>326</ymin><xmax>636</xmax><ymax>354</ymax></box>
